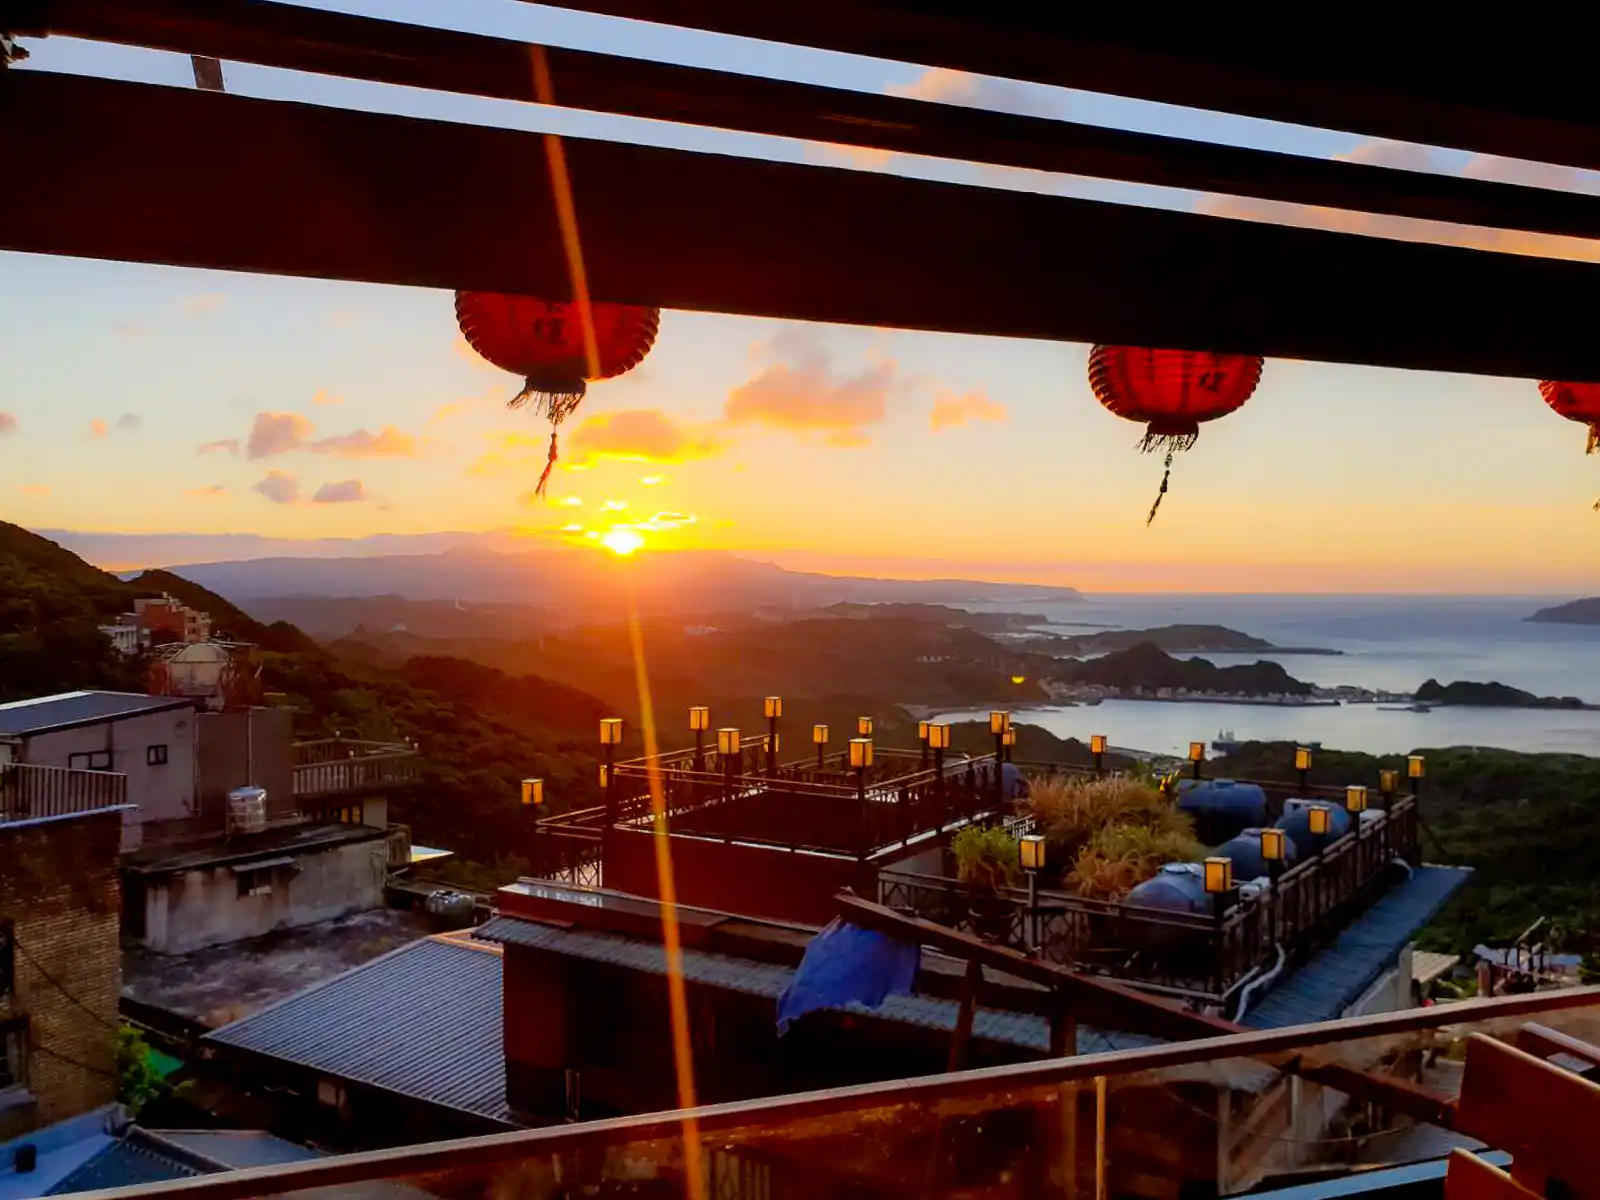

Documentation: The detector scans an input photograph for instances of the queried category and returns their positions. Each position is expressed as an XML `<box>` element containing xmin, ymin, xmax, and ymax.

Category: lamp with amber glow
<box><xmin>1345</xmin><ymin>784</ymin><xmax>1368</xmax><ymax>814</ymax></box>
<box><xmin>600</xmin><ymin>718</ymin><xmax>624</xmax><ymax>746</ymax></box>
<box><xmin>812</xmin><ymin>723</ymin><xmax>829</xmax><ymax>768</ymax></box>
<box><xmin>718</xmin><ymin>727</ymin><xmax>740</xmax><ymax>800</ymax></box>
<box><xmin>598</xmin><ymin>718</ymin><xmax>623</xmax><ymax>820</ymax></box>
<box><xmin>1090</xmin><ymin>734</ymin><xmax>1107</xmax><ymax>775</ymax></box>
<box><xmin>1379</xmin><ymin>768</ymin><xmax>1398</xmax><ymax>801</ymax></box>
<box><xmin>764</xmin><ymin>696</ymin><xmax>782</xmax><ymax>777</ymax></box>
<box><xmin>918</xmin><ymin>719</ymin><xmax>931</xmax><ymax>768</ymax></box>
<box><xmin>1203</xmin><ymin>856</ymin><xmax>1235</xmax><ymax>925</ymax></box>
<box><xmin>991</xmin><ymin>712</ymin><xmax>1012</xmax><ymax>803</ymax></box>
<box><xmin>689</xmin><ymin>705</ymin><xmax>710</xmax><ymax>770</ymax></box>
<box><xmin>857</xmin><ymin>715</ymin><xmax>873</xmax><ymax>738</ymax></box>
<box><xmin>1294</xmin><ymin>745</ymin><xmax>1313</xmax><ymax>792</ymax></box>
<box><xmin>1189</xmin><ymin>740</ymin><xmax>1205</xmax><ymax>780</ymax></box>
<box><xmin>521</xmin><ymin>778</ymin><xmax>543</xmax><ymax>808</ymax></box>
<box><xmin>1408</xmin><ymin>754</ymin><xmax>1425</xmax><ymax>797</ymax></box>
<box><xmin>1259</xmin><ymin>827</ymin><xmax>1286</xmax><ymax>942</ymax></box>
<box><xmin>1308</xmin><ymin>803</ymin><xmax>1331</xmax><ymax>859</ymax></box>
<box><xmin>850</xmin><ymin>737</ymin><xmax>873</xmax><ymax>820</ymax></box>
<box><xmin>1002</xmin><ymin>725</ymin><xmax>1017</xmax><ymax>762</ymax></box>
<box><xmin>1019</xmin><ymin>833</ymin><xmax>1047</xmax><ymax>944</ymax></box>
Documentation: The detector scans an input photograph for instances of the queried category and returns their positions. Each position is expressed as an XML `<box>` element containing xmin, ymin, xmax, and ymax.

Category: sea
<box><xmin>942</xmin><ymin>594</ymin><xmax>1600</xmax><ymax>758</ymax></box>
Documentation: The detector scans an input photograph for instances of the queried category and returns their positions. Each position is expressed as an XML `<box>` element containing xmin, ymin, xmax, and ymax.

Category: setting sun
<box><xmin>601</xmin><ymin>529</ymin><xmax>646</xmax><ymax>557</ymax></box>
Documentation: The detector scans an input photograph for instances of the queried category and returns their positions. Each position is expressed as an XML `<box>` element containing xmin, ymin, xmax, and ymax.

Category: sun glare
<box><xmin>602</xmin><ymin>528</ymin><xmax>646</xmax><ymax>556</ymax></box>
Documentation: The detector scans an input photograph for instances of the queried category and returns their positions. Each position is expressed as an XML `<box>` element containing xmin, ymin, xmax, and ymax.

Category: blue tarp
<box><xmin>776</xmin><ymin>919</ymin><xmax>919</xmax><ymax>1033</ymax></box>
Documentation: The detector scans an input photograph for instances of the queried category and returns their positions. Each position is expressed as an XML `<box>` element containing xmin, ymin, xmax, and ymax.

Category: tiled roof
<box><xmin>476</xmin><ymin>916</ymin><xmax>1156</xmax><ymax>1056</ymax></box>
<box><xmin>205</xmin><ymin>936</ymin><xmax>510</xmax><ymax>1123</ymax></box>
<box><xmin>1242</xmin><ymin>865</ymin><xmax>1472</xmax><ymax>1029</ymax></box>
<box><xmin>0</xmin><ymin>691</ymin><xmax>192</xmax><ymax>737</ymax></box>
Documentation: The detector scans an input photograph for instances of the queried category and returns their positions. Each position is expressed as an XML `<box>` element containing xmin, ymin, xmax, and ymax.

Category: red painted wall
<box><xmin>604</xmin><ymin>829</ymin><xmax>877</xmax><ymax>926</ymax></box>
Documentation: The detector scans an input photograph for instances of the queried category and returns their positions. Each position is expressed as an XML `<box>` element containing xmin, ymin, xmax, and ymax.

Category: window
<box><xmin>0</xmin><ymin>919</ymin><xmax>12</xmax><ymax>998</ymax></box>
<box><xmin>0</xmin><ymin>1018</ymin><xmax>24</xmax><ymax>1094</ymax></box>
<box><xmin>67</xmin><ymin>750</ymin><xmax>111</xmax><ymax>771</ymax></box>
<box><xmin>146</xmin><ymin>744</ymin><xmax>168</xmax><ymax>767</ymax></box>
<box><xmin>236</xmin><ymin>868</ymin><xmax>274</xmax><ymax>898</ymax></box>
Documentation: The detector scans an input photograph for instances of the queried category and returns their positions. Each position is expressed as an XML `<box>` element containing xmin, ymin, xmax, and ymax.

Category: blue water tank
<box><xmin>1275</xmin><ymin>803</ymin><xmax>1352</xmax><ymax>859</ymax></box>
<box><xmin>1216</xmin><ymin>827</ymin><xmax>1299</xmax><ymax>881</ymax></box>
<box><xmin>1001</xmin><ymin>762</ymin><xmax>1029</xmax><ymax>800</ymax></box>
<box><xmin>1125</xmin><ymin>862</ymin><xmax>1212</xmax><ymax>916</ymax></box>
<box><xmin>1177</xmin><ymin>779</ymin><xmax>1268</xmax><ymax>843</ymax></box>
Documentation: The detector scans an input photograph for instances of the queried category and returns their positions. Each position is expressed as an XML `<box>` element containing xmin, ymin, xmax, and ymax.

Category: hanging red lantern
<box><xmin>1087</xmin><ymin>345</ymin><xmax>1264</xmax><ymax>524</ymax></box>
<box><xmin>1536</xmin><ymin>380</ymin><xmax>1600</xmax><ymax>509</ymax></box>
<box><xmin>455</xmin><ymin>292</ymin><xmax>660</xmax><ymax>495</ymax></box>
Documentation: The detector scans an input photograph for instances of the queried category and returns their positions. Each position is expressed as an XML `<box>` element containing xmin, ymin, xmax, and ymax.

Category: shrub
<box><xmin>1069</xmin><ymin>820</ymin><xmax>1205</xmax><ymax>900</ymax></box>
<box><xmin>1026</xmin><ymin>772</ymin><xmax>1203</xmax><ymax>900</ymax></box>
<box><xmin>952</xmin><ymin>824</ymin><xmax>1021</xmax><ymax>894</ymax></box>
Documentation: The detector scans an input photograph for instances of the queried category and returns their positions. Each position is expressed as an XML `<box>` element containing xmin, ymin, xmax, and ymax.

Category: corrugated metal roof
<box><xmin>1242</xmin><ymin>865</ymin><xmax>1472</xmax><ymax>1029</ymax></box>
<box><xmin>46</xmin><ymin>1137</ymin><xmax>203</xmax><ymax>1195</ymax></box>
<box><xmin>205</xmin><ymin>937</ymin><xmax>510</xmax><ymax>1123</ymax></box>
<box><xmin>155</xmin><ymin>1130</ymin><xmax>324</xmax><ymax>1170</ymax></box>
<box><xmin>476</xmin><ymin>916</ymin><xmax>1157</xmax><ymax>1057</ymax></box>
<box><xmin>0</xmin><ymin>691</ymin><xmax>192</xmax><ymax>737</ymax></box>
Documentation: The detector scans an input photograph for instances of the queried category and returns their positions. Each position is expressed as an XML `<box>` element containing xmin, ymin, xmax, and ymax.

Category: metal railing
<box><xmin>0</xmin><ymin>761</ymin><xmax>128</xmax><ymax>823</ymax></box>
<box><xmin>880</xmin><ymin>796</ymin><xmax>1421</xmax><ymax>1005</ymax></box>
<box><xmin>291</xmin><ymin>737</ymin><xmax>419</xmax><ymax>799</ymax></box>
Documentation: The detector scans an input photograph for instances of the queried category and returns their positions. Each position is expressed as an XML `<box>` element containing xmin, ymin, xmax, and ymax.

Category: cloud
<box><xmin>87</xmin><ymin>419</ymin><xmax>108</xmax><ymax>439</ymax></box>
<box><xmin>252</xmin><ymin>469</ymin><xmax>299</xmax><ymax>504</ymax></box>
<box><xmin>930</xmin><ymin>389</ymin><xmax>1007</xmax><ymax>431</ymax></box>
<box><xmin>182</xmin><ymin>293</ymin><xmax>227</xmax><ymax>315</ymax></box>
<box><xmin>887</xmin><ymin>68</ymin><xmax>1071</xmax><ymax>119</ymax></box>
<box><xmin>469</xmin><ymin>432</ymin><xmax>549</xmax><ymax>477</ymax></box>
<box><xmin>311</xmin><ymin>478</ymin><xmax>369</xmax><ymax>504</ymax></box>
<box><xmin>113</xmin><ymin>321</ymin><xmax>148</xmax><ymax>340</ymax></box>
<box><xmin>312</xmin><ymin>389</ymin><xmax>343</xmax><ymax>407</ymax></box>
<box><xmin>184</xmin><ymin>483</ymin><xmax>227</xmax><ymax>498</ymax></box>
<box><xmin>430</xmin><ymin>402</ymin><xmax>465</xmax><ymax>423</ymax></box>
<box><xmin>197</xmin><ymin>437</ymin><xmax>241</xmax><ymax>456</ymax></box>
<box><xmin>115</xmin><ymin>413</ymin><xmax>141</xmax><ymax>433</ymax></box>
<box><xmin>0</xmin><ymin>413</ymin><xmax>16</xmax><ymax>437</ymax></box>
<box><xmin>566</xmin><ymin>409</ymin><xmax>724</xmax><ymax>466</ymax></box>
<box><xmin>309</xmin><ymin>426</ymin><xmax>416</xmax><ymax>458</ymax></box>
<box><xmin>725</xmin><ymin>334</ymin><xmax>895</xmax><ymax>443</ymax></box>
<box><xmin>17</xmin><ymin>484</ymin><xmax>49</xmax><ymax>497</ymax></box>
<box><xmin>247</xmin><ymin>411</ymin><xmax>315</xmax><ymax>459</ymax></box>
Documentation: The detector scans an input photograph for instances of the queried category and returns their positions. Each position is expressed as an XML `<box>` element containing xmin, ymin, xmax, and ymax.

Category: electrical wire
<box><xmin>12</xmin><ymin>936</ymin><xmax>122</xmax><ymax>1033</ymax></box>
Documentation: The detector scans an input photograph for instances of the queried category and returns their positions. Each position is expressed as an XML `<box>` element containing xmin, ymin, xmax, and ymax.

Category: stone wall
<box><xmin>0</xmin><ymin>809</ymin><xmax>123</xmax><ymax>1138</ymax></box>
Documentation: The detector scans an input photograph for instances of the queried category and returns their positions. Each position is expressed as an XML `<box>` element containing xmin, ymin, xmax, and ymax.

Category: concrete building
<box><xmin>0</xmin><ymin>693</ymin><xmax>198</xmax><ymax>848</ymax></box>
<box><xmin>0</xmin><ymin>798</ymin><xmax>127</xmax><ymax>1140</ymax></box>
<box><xmin>132</xmin><ymin>595</ymin><xmax>212</xmax><ymax>646</ymax></box>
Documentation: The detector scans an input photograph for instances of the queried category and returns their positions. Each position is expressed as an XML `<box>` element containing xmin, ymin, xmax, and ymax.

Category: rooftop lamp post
<box><xmin>918</xmin><ymin>720</ymin><xmax>931</xmax><ymax>769</ymax></box>
<box><xmin>850</xmin><ymin>736</ymin><xmax>874</xmax><ymax>851</ymax></box>
<box><xmin>991</xmin><ymin>711</ymin><xmax>1011</xmax><ymax>805</ymax></box>
<box><xmin>1189</xmin><ymin>740</ymin><xmax>1206</xmax><ymax>781</ymax></box>
<box><xmin>1378</xmin><ymin>767</ymin><xmax>1398</xmax><ymax>804</ymax></box>
<box><xmin>1408</xmin><ymin>754</ymin><xmax>1426</xmax><ymax>797</ymax></box>
<box><xmin>928</xmin><ymin>722</ymin><xmax>951</xmax><ymax>813</ymax></box>
<box><xmin>1002</xmin><ymin>725</ymin><xmax>1017</xmax><ymax>763</ymax></box>
<box><xmin>1020</xmin><ymin>834</ymin><xmax>1047</xmax><ymax>952</ymax></box>
<box><xmin>1203</xmin><ymin>856</ymin><xmax>1237</xmax><ymax>963</ymax></box>
<box><xmin>689</xmin><ymin>705</ymin><xmax>710</xmax><ymax>771</ymax></box>
<box><xmin>813</xmin><ymin>723</ymin><xmax>829</xmax><ymax>769</ymax></box>
<box><xmin>1259</xmin><ymin>826</ymin><xmax>1286</xmax><ymax>947</ymax></box>
<box><xmin>599</xmin><ymin>717</ymin><xmax>623</xmax><ymax>825</ymax></box>
<box><xmin>1090</xmin><ymin>734</ymin><xmax>1107</xmax><ymax>776</ymax></box>
<box><xmin>1295</xmin><ymin>745</ymin><xmax>1313</xmax><ymax>794</ymax></box>
<box><xmin>521</xmin><ymin>775</ymin><xmax>544</xmax><ymax>871</ymax></box>
<box><xmin>1307</xmin><ymin>802</ymin><xmax>1332</xmax><ymax>860</ymax></box>
<box><xmin>858</xmin><ymin>715</ymin><xmax>873</xmax><ymax>738</ymax></box>
<box><xmin>764</xmin><ymin>696</ymin><xmax>782</xmax><ymax>777</ymax></box>
<box><xmin>718</xmin><ymin>727</ymin><xmax>741</xmax><ymax>803</ymax></box>
<box><xmin>1346</xmin><ymin>783</ymin><xmax>1369</xmax><ymax>865</ymax></box>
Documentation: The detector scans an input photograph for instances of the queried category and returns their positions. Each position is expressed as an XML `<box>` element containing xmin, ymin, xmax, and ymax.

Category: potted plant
<box><xmin>952</xmin><ymin>825</ymin><xmax>1021</xmax><ymax>941</ymax></box>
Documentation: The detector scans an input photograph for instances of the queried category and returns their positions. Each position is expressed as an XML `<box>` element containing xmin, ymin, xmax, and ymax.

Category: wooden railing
<box><xmin>291</xmin><ymin>737</ymin><xmax>419</xmax><ymax>799</ymax></box>
<box><xmin>879</xmin><ymin>796</ymin><xmax>1422</xmax><ymax>1006</ymax></box>
<box><xmin>0</xmin><ymin>762</ymin><xmax>128</xmax><ymax>823</ymax></box>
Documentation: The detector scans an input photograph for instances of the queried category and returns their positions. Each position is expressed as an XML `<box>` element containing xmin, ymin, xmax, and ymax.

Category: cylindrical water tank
<box><xmin>1276</xmin><ymin>803</ymin><xmax>1352</xmax><ymax>858</ymax></box>
<box><xmin>227</xmin><ymin>786</ymin><xmax>267</xmax><ymax>835</ymax></box>
<box><xmin>1125</xmin><ymin>862</ymin><xmax>1211</xmax><ymax>916</ymax></box>
<box><xmin>1177</xmin><ymin>779</ymin><xmax>1268</xmax><ymax>844</ymax></box>
<box><xmin>1216</xmin><ymin>826</ymin><xmax>1299</xmax><ymax>882</ymax></box>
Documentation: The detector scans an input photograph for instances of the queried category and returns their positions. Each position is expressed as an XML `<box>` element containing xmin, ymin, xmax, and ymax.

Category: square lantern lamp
<box><xmin>918</xmin><ymin>720</ymin><xmax>931</xmax><ymax>743</ymax></box>
<box><xmin>1345</xmin><ymin>784</ymin><xmax>1369</xmax><ymax>814</ymax></box>
<box><xmin>1307</xmin><ymin>804</ymin><xmax>1332</xmax><ymax>837</ymax></box>
<box><xmin>1259</xmin><ymin>826</ymin><xmax>1287</xmax><ymax>863</ymax></box>
<box><xmin>1379</xmin><ymin>767</ymin><xmax>1399</xmax><ymax>795</ymax></box>
<box><xmin>849</xmin><ymin>738</ymin><xmax>874</xmax><ymax>769</ymax></box>
<box><xmin>689</xmin><ymin>706</ymin><xmax>710</xmax><ymax>732</ymax></box>
<box><xmin>600</xmin><ymin>717</ymin><xmax>624</xmax><ymax>746</ymax></box>
<box><xmin>813</xmin><ymin>724</ymin><xmax>829</xmax><ymax>746</ymax></box>
<box><xmin>927</xmin><ymin>724</ymin><xmax>952</xmax><ymax>750</ymax></box>
<box><xmin>717</xmin><ymin>728</ymin><xmax>741</xmax><ymax>757</ymax></box>
<box><xmin>1019</xmin><ymin>834</ymin><xmax>1047</xmax><ymax>873</ymax></box>
<box><xmin>1294</xmin><ymin>746</ymin><xmax>1313</xmax><ymax>772</ymax></box>
<box><xmin>1203</xmin><ymin>856</ymin><xmax>1234</xmax><ymax>895</ymax></box>
<box><xmin>764</xmin><ymin>696</ymin><xmax>783</xmax><ymax>720</ymax></box>
<box><xmin>1090</xmin><ymin>734</ymin><xmax>1107</xmax><ymax>756</ymax></box>
<box><xmin>521</xmin><ymin>778</ymin><xmax>544</xmax><ymax>807</ymax></box>
<box><xmin>1188</xmin><ymin>742</ymin><xmax>1205</xmax><ymax>763</ymax></box>
<box><xmin>990</xmin><ymin>711</ymin><xmax>1011</xmax><ymax>736</ymax></box>
<box><xmin>1408</xmin><ymin>755</ymin><xmax>1426</xmax><ymax>780</ymax></box>
<box><xmin>858</xmin><ymin>715</ymin><xmax>873</xmax><ymax>737</ymax></box>
<box><xmin>1003</xmin><ymin>727</ymin><xmax>1018</xmax><ymax>748</ymax></box>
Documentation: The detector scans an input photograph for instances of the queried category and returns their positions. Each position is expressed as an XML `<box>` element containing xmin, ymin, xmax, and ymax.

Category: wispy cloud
<box><xmin>311</xmin><ymin>389</ymin><xmax>343</xmax><ymax>407</ymax></box>
<box><xmin>182</xmin><ymin>293</ymin><xmax>228</xmax><ymax>315</ymax></box>
<box><xmin>245</xmin><ymin>411</ymin><xmax>415</xmax><ymax>459</ymax></box>
<box><xmin>311</xmin><ymin>478</ymin><xmax>369</xmax><ymax>504</ymax></box>
<box><xmin>113</xmin><ymin>321</ymin><xmax>149</xmax><ymax>340</ymax></box>
<box><xmin>725</xmin><ymin>331</ymin><xmax>895</xmax><ymax>445</ymax></box>
<box><xmin>17</xmin><ymin>484</ymin><xmax>49</xmax><ymax>497</ymax></box>
<box><xmin>566</xmin><ymin>409</ymin><xmax>724</xmax><ymax>466</ymax></box>
<box><xmin>87</xmin><ymin>419</ymin><xmax>108</xmax><ymax>439</ymax></box>
<box><xmin>184</xmin><ymin>483</ymin><xmax>227</xmax><ymax>498</ymax></box>
<box><xmin>310</xmin><ymin>426</ymin><xmax>415</xmax><ymax>457</ymax></box>
<box><xmin>197</xmin><ymin>437</ymin><xmax>241</xmax><ymax>456</ymax></box>
<box><xmin>115</xmin><ymin>412</ymin><xmax>142</xmax><ymax>433</ymax></box>
<box><xmin>247</xmin><ymin>411</ymin><xmax>315</xmax><ymax>459</ymax></box>
<box><xmin>252</xmin><ymin>469</ymin><xmax>299</xmax><ymax>504</ymax></box>
<box><xmin>930</xmin><ymin>389</ymin><xmax>1006</xmax><ymax>431</ymax></box>
<box><xmin>0</xmin><ymin>413</ymin><xmax>16</xmax><ymax>437</ymax></box>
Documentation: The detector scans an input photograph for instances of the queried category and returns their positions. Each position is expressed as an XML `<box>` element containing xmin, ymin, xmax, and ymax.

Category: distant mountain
<box><xmin>1061</xmin><ymin>642</ymin><xmax>1314</xmax><ymax>697</ymax></box>
<box><xmin>1526</xmin><ymin>598</ymin><xmax>1600</xmax><ymax>625</ymax></box>
<box><xmin>157</xmin><ymin>546</ymin><xmax>1082</xmax><ymax>613</ymax></box>
<box><xmin>1414</xmin><ymin>678</ymin><xmax>1591</xmax><ymax>710</ymax></box>
<box><xmin>1045</xmin><ymin>624</ymin><xmax>1338</xmax><ymax>657</ymax></box>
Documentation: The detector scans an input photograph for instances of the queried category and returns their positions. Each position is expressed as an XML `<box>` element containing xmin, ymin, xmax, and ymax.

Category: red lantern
<box><xmin>1537</xmin><ymin>380</ymin><xmax>1600</xmax><ymax>509</ymax></box>
<box><xmin>1088</xmin><ymin>345</ymin><xmax>1264</xmax><ymax>524</ymax></box>
<box><xmin>456</xmin><ymin>292</ymin><xmax>660</xmax><ymax>495</ymax></box>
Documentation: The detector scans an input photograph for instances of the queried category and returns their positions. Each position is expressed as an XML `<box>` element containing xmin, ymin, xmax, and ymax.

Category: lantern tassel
<box><xmin>1146</xmin><ymin>449</ymin><xmax>1175</xmax><ymax>526</ymax></box>
<box><xmin>1587</xmin><ymin>424</ymin><xmax>1599</xmax><ymax>454</ymax></box>
<box><xmin>534</xmin><ymin>430</ymin><xmax>559</xmax><ymax>499</ymax></box>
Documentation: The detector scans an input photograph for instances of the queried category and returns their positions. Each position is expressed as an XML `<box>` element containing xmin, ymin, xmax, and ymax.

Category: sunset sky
<box><xmin>6</xmin><ymin>1</ymin><xmax>1600</xmax><ymax>593</ymax></box>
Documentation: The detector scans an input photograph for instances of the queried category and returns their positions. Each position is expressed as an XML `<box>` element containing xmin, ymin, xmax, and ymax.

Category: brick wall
<box><xmin>0</xmin><ymin>809</ymin><xmax>123</xmax><ymax>1136</ymax></box>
